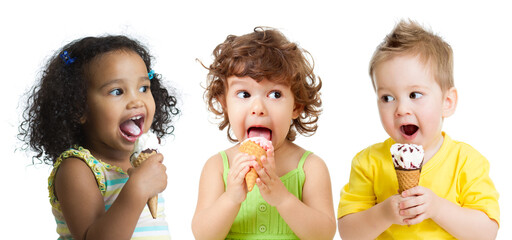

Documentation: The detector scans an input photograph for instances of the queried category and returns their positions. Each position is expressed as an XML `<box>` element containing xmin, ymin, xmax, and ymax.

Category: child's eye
<box><xmin>236</xmin><ymin>91</ymin><xmax>250</xmax><ymax>99</ymax></box>
<box><xmin>381</xmin><ymin>95</ymin><xmax>395</xmax><ymax>102</ymax></box>
<box><xmin>109</xmin><ymin>89</ymin><xmax>123</xmax><ymax>96</ymax></box>
<box><xmin>139</xmin><ymin>86</ymin><xmax>149</xmax><ymax>93</ymax></box>
<box><xmin>410</xmin><ymin>92</ymin><xmax>423</xmax><ymax>99</ymax></box>
<box><xmin>268</xmin><ymin>91</ymin><xmax>282</xmax><ymax>99</ymax></box>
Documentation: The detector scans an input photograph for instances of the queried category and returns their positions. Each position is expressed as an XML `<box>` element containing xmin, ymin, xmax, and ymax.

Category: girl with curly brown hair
<box><xmin>192</xmin><ymin>27</ymin><xmax>335</xmax><ymax>240</ymax></box>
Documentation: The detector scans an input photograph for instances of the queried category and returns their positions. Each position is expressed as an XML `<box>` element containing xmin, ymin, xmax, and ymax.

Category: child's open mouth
<box><xmin>120</xmin><ymin>115</ymin><xmax>145</xmax><ymax>142</ymax></box>
<box><xmin>401</xmin><ymin>124</ymin><xmax>419</xmax><ymax>136</ymax></box>
<box><xmin>247</xmin><ymin>127</ymin><xmax>272</xmax><ymax>141</ymax></box>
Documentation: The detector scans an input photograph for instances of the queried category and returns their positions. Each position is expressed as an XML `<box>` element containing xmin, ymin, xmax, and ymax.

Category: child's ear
<box><xmin>292</xmin><ymin>103</ymin><xmax>304</xmax><ymax>119</ymax></box>
<box><xmin>442</xmin><ymin>87</ymin><xmax>458</xmax><ymax>118</ymax></box>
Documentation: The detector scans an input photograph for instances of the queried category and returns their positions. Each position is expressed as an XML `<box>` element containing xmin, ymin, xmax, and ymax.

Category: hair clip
<box><xmin>60</xmin><ymin>51</ymin><xmax>76</xmax><ymax>65</ymax></box>
<box><xmin>148</xmin><ymin>70</ymin><xmax>155</xmax><ymax>80</ymax></box>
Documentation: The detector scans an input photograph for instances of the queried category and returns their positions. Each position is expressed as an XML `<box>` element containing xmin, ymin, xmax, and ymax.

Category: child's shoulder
<box><xmin>351</xmin><ymin>138</ymin><xmax>394</xmax><ymax>164</ymax></box>
<box><xmin>299</xmin><ymin>147</ymin><xmax>325</xmax><ymax>167</ymax></box>
<box><xmin>51</xmin><ymin>157</ymin><xmax>103</xmax><ymax>206</ymax></box>
<box><xmin>443</xmin><ymin>134</ymin><xmax>488</xmax><ymax>163</ymax></box>
<box><xmin>202</xmin><ymin>145</ymin><xmax>239</xmax><ymax>173</ymax></box>
<box><xmin>203</xmin><ymin>152</ymin><xmax>224</xmax><ymax>172</ymax></box>
<box><xmin>446</xmin><ymin>135</ymin><xmax>480</xmax><ymax>153</ymax></box>
<box><xmin>302</xmin><ymin>151</ymin><xmax>330</xmax><ymax>177</ymax></box>
<box><xmin>284</xmin><ymin>143</ymin><xmax>328</xmax><ymax>176</ymax></box>
<box><xmin>55</xmin><ymin>157</ymin><xmax>98</xmax><ymax>183</ymax></box>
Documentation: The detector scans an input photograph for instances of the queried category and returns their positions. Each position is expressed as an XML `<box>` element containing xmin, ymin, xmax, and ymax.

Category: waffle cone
<box><xmin>132</xmin><ymin>151</ymin><xmax>158</xmax><ymax>219</ymax></box>
<box><xmin>395</xmin><ymin>168</ymin><xmax>421</xmax><ymax>194</ymax></box>
<box><xmin>239</xmin><ymin>140</ymin><xmax>266</xmax><ymax>192</ymax></box>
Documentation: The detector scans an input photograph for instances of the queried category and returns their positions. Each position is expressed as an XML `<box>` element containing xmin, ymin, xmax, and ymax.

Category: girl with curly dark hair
<box><xmin>192</xmin><ymin>27</ymin><xmax>336</xmax><ymax>240</ymax></box>
<box><xmin>19</xmin><ymin>35</ymin><xmax>179</xmax><ymax>239</ymax></box>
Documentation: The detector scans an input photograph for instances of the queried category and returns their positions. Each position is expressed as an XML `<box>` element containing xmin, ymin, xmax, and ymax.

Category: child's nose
<box><xmin>250</xmin><ymin>98</ymin><xmax>267</xmax><ymax>116</ymax></box>
<box><xmin>395</xmin><ymin>100</ymin><xmax>411</xmax><ymax>116</ymax></box>
<box><xmin>127</xmin><ymin>93</ymin><xmax>144</xmax><ymax>109</ymax></box>
<box><xmin>127</xmin><ymin>98</ymin><xmax>144</xmax><ymax>109</ymax></box>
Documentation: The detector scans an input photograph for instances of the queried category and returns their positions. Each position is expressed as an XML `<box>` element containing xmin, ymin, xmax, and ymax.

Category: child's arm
<box><xmin>54</xmin><ymin>154</ymin><xmax>167</xmax><ymax>240</ymax></box>
<box><xmin>254</xmin><ymin>151</ymin><xmax>336</xmax><ymax>240</ymax></box>
<box><xmin>400</xmin><ymin>186</ymin><xmax>498</xmax><ymax>240</ymax></box>
<box><xmin>191</xmin><ymin>152</ymin><xmax>254</xmax><ymax>240</ymax></box>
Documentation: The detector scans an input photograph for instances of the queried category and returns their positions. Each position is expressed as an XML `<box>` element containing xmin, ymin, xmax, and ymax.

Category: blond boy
<box><xmin>337</xmin><ymin>20</ymin><xmax>499</xmax><ymax>239</ymax></box>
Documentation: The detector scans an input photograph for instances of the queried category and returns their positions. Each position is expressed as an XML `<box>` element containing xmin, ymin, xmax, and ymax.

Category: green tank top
<box><xmin>221</xmin><ymin>150</ymin><xmax>311</xmax><ymax>240</ymax></box>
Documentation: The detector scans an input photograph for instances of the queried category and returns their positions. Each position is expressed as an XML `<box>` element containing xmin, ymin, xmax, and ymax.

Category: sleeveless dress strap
<box><xmin>298</xmin><ymin>151</ymin><xmax>311</xmax><ymax>170</ymax></box>
<box><xmin>220</xmin><ymin>151</ymin><xmax>229</xmax><ymax>186</ymax></box>
<box><xmin>220</xmin><ymin>151</ymin><xmax>229</xmax><ymax>169</ymax></box>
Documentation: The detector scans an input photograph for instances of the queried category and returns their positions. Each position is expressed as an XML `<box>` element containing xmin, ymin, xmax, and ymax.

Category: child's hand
<box><xmin>379</xmin><ymin>194</ymin><xmax>410</xmax><ymax>225</ymax></box>
<box><xmin>225</xmin><ymin>153</ymin><xmax>254</xmax><ymax>204</ymax></box>
<box><xmin>127</xmin><ymin>153</ymin><xmax>167</xmax><ymax>199</ymax></box>
<box><xmin>399</xmin><ymin>186</ymin><xmax>441</xmax><ymax>225</ymax></box>
<box><xmin>254</xmin><ymin>149</ymin><xmax>293</xmax><ymax>207</ymax></box>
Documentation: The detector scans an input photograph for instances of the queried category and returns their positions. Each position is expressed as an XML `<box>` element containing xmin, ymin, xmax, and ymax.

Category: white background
<box><xmin>1</xmin><ymin>0</ymin><xmax>510</xmax><ymax>239</ymax></box>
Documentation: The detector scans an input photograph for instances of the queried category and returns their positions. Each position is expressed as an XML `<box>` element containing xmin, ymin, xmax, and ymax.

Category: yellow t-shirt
<box><xmin>338</xmin><ymin>133</ymin><xmax>499</xmax><ymax>239</ymax></box>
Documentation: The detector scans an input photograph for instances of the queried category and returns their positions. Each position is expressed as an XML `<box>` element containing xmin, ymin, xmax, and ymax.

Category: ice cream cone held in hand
<box><xmin>239</xmin><ymin>137</ymin><xmax>273</xmax><ymax>191</ymax></box>
<box><xmin>131</xmin><ymin>131</ymin><xmax>160</xmax><ymax>219</ymax></box>
<box><xmin>390</xmin><ymin>143</ymin><xmax>424</xmax><ymax>193</ymax></box>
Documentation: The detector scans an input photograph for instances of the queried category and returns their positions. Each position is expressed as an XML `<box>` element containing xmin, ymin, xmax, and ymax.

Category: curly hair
<box><xmin>203</xmin><ymin>27</ymin><xmax>322</xmax><ymax>142</ymax></box>
<box><xmin>369</xmin><ymin>19</ymin><xmax>454</xmax><ymax>92</ymax></box>
<box><xmin>19</xmin><ymin>35</ymin><xmax>180</xmax><ymax>165</ymax></box>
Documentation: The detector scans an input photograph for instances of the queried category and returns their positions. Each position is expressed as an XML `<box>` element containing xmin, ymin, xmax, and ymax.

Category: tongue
<box><xmin>248</xmin><ymin>127</ymin><xmax>271</xmax><ymax>140</ymax></box>
<box><xmin>120</xmin><ymin>120</ymin><xmax>141</xmax><ymax>137</ymax></box>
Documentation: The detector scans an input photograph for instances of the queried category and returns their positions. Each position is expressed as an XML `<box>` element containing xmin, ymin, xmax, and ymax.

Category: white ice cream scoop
<box><xmin>391</xmin><ymin>143</ymin><xmax>424</xmax><ymax>169</ymax></box>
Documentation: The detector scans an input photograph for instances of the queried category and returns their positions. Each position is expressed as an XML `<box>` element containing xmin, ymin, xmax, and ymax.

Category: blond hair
<box><xmin>369</xmin><ymin>20</ymin><xmax>454</xmax><ymax>92</ymax></box>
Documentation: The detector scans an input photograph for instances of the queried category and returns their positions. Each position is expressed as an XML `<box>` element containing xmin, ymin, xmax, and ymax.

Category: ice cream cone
<box><xmin>132</xmin><ymin>150</ymin><xmax>158</xmax><ymax>219</ymax></box>
<box><xmin>395</xmin><ymin>168</ymin><xmax>421</xmax><ymax>194</ymax></box>
<box><xmin>239</xmin><ymin>139</ymin><xmax>267</xmax><ymax>192</ymax></box>
<box><xmin>391</xmin><ymin>143</ymin><xmax>424</xmax><ymax>194</ymax></box>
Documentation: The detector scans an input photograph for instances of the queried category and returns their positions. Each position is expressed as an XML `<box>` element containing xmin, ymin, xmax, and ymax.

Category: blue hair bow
<box><xmin>60</xmin><ymin>51</ymin><xmax>76</xmax><ymax>65</ymax></box>
<box><xmin>148</xmin><ymin>70</ymin><xmax>155</xmax><ymax>80</ymax></box>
